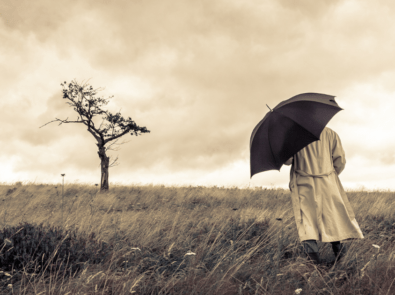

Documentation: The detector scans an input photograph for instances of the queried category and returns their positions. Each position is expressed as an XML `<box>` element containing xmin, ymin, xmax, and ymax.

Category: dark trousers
<box><xmin>303</xmin><ymin>239</ymin><xmax>341</xmax><ymax>254</ymax></box>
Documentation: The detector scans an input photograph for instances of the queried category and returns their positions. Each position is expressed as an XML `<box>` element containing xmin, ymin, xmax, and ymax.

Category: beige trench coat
<box><xmin>289</xmin><ymin>127</ymin><xmax>364</xmax><ymax>242</ymax></box>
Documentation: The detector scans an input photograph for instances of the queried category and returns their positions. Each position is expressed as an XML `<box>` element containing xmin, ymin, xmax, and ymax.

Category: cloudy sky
<box><xmin>1</xmin><ymin>0</ymin><xmax>395</xmax><ymax>190</ymax></box>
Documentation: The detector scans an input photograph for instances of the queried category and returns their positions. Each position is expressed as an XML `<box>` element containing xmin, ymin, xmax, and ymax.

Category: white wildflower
<box><xmin>131</xmin><ymin>247</ymin><xmax>141</xmax><ymax>251</ymax></box>
<box><xmin>7</xmin><ymin>284</ymin><xmax>12</xmax><ymax>288</ymax></box>
<box><xmin>295</xmin><ymin>288</ymin><xmax>302</xmax><ymax>294</ymax></box>
<box><xmin>185</xmin><ymin>250</ymin><xmax>196</xmax><ymax>256</ymax></box>
<box><xmin>372</xmin><ymin>244</ymin><xmax>380</xmax><ymax>249</ymax></box>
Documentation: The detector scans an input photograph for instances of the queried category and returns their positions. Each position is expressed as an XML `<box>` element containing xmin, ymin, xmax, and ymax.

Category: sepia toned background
<box><xmin>1</xmin><ymin>0</ymin><xmax>394</xmax><ymax>190</ymax></box>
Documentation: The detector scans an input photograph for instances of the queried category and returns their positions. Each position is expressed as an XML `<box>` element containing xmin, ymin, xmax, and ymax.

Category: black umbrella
<box><xmin>250</xmin><ymin>93</ymin><xmax>342</xmax><ymax>177</ymax></box>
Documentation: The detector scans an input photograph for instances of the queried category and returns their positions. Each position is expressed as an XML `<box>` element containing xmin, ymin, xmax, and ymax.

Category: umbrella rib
<box><xmin>266</xmin><ymin>114</ymin><xmax>280</xmax><ymax>170</ymax></box>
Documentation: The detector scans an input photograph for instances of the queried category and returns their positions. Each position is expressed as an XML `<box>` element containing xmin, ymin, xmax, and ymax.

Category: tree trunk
<box><xmin>98</xmin><ymin>145</ymin><xmax>110</xmax><ymax>191</ymax></box>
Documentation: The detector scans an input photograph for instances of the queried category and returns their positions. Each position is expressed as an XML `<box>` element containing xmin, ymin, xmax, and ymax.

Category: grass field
<box><xmin>0</xmin><ymin>182</ymin><xmax>394</xmax><ymax>294</ymax></box>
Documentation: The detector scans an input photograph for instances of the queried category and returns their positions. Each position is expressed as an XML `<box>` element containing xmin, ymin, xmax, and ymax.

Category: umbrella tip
<box><xmin>266</xmin><ymin>104</ymin><xmax>273</xmax><ymax>112</ymax></box>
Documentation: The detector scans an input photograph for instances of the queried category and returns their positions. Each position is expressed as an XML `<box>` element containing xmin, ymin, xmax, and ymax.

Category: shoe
<box><xmin>332</xmin><ymin>243</ymin><xmax>346</xmax><ymax>261</ymax></box>
<box><xmin>306</xmin><ymin>252</ymin><xmax>320</xmax><ymax>264</ymax></box>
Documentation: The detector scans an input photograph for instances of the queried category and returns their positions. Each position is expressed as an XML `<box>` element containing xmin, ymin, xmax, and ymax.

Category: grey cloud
<box><xmin>379</xmin><ymin>151</ymin><xmax>395</xmax><ymax>166</ymax></box>
<box><xmin>11</xmin><ymin>135</ymin><xmax>98</xmax><ymax>174</ymax></box>
<box><xmin>0</xmin><ymin>0</ymin><xmax>83</xmax><ymax>42</ymax></box>
<box><xmin>53</xmin><ymin>0</ymin><xmax>395</xmax><ymax>172</ymax></box>
<box><xmin>277</xmin><ymin>0</ymin><xmax>341</xmax><ymax>17</ymax></box>
<box><xmin>2</xmin><ymin>0</ymin><xmax>395</xmax><ymax>186</ymax></box>
<box><xmin>345</xmin><ymin>142</ymin><xmax>395</xmax><ymax>167</ymax></box>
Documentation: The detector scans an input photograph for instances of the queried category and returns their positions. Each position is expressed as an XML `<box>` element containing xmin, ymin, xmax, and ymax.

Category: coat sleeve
<box><xmin>332</xmin><ymin>131</ymin><xmax>346</xmax><ymax>175</ymax></box>
<box><xmin>284</xmin><ymin>157</ymin><xmax>293</xmax><ymax>166</ymax></box>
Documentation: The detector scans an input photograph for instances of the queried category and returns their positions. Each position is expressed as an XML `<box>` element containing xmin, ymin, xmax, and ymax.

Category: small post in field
<box><xmin>275</xmin><ymin>217</ymin><xmax>284</xmax><ymax>275</ymax></box>
<box><xmin>61</xmin><ymin>174</ymin><xmax>65</xmax><ymax>226</ymax></box>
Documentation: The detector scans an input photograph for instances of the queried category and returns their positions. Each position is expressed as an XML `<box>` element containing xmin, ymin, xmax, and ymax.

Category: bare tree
<box><xmin>40</xmin><ymin>80</ymin><xmax>150</xmax><ymax>191</ymax></box>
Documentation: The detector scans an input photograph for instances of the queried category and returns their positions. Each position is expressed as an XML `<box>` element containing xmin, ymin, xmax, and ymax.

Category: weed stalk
<box><xmin>61</xmin><ymin>174</ymin><xmax>65</xmax><ymax>227</ymax></box>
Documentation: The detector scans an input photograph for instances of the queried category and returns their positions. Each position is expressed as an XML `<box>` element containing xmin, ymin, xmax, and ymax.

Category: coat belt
<box><xmin>295</xmin><ymin>169</ymin><xmax>335</xmax><ymax>177</ymax></box>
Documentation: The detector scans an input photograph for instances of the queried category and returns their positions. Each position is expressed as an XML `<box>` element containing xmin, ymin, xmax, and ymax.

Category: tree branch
<box><xmin>39</xmin><ymin>118</ymin><xmax>86</xmax><ymax>128</ymax></box>
<box><xmin>103</xmin><ymin>128</ymin><xmax>131</xmax><ymax>145</ymax></box>
<box><xmin>98</xmin><ymin>116</ymin><xmax>107</xmax><ymax>130</ymax></box>
<box><xmin>109</xmin><ymin>155</ymin><xmax>119</xmax><ymax>168</ymax></box>
<box><xmin>105</xmin><ymin>138</ymin><xmax>120</xmax><ymax>152</ymax></box>
<box><xmin>105</xmin><ymin>138</ymin><xmax>130</xmax><ymax>152</ymax></box>
<box><xmin>87</xmin><ymin>128</ymin><xmax>102</xmax><ymax>143</ymax></box>
<box><xmin>86</xmin><ymin>119</ymin><xmax>104</xmax><ymax>143</ymax></box>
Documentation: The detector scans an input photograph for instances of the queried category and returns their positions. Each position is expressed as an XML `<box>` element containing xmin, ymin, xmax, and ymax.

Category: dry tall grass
<box><xmin>0</xmin><ymin>182</ymin><xmax>394</xmax><ymax>294</ymax></box>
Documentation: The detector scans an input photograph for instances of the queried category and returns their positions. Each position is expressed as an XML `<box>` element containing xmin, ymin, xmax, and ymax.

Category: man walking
<box><xmin>284</xmin><ymin>127</ymin><xmax>364</xmax><ymax>264</ymax></box>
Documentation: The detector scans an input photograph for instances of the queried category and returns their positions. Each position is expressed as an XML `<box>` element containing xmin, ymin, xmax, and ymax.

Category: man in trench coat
<box><xmin>284</xmin><ymin>127</ymin><xmax>364</xmax><ymax>264</ymax></box>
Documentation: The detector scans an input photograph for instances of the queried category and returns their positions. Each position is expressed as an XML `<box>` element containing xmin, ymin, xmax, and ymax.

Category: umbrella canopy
<box><xmin>250</xmin><ymin>93</ymin><xmax>342</xmax><ymax>177</ymax></box>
